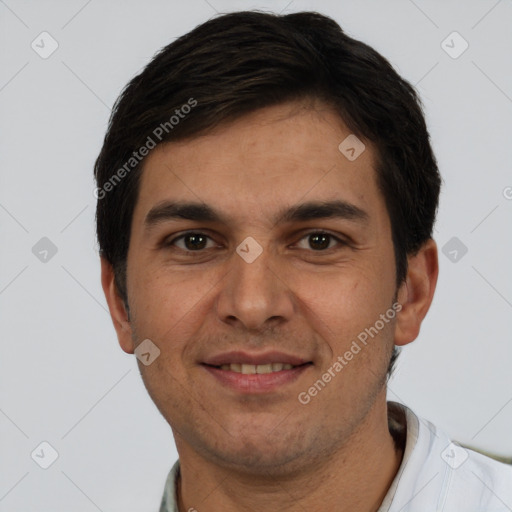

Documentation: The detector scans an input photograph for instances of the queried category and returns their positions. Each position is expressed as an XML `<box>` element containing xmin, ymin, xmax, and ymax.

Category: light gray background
<box><xmin>1</xmin><ymin>0</ymin><xmax>511</xmax><ymax>510</ymax></box>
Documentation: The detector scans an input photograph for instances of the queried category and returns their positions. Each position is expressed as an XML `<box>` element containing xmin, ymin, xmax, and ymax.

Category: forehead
<box><xmin>133</xmin><ymin>101</ymin><xmax>385</xmax><ymax>228</ymax></box>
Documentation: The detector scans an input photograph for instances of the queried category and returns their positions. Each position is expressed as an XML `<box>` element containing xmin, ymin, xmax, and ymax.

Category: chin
<box><xmin>203</xmin><ymin>422</ymin><xmax>311</xmax><ymax>474</ymax></box>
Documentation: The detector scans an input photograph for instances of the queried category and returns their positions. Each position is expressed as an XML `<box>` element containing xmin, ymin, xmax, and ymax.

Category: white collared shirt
<box><xmin>159</xmin><ymin>402</ymin><xmax>512</xmax><ymax>511</ymax></box>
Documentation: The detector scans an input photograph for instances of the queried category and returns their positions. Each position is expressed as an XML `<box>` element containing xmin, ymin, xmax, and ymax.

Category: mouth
<box><xmin>207</xmin><ymin>362</ymin><xmax>309</xmax><ymax>374</ymax></box>
<box><xmin>201</xmin><ymin>351</ymin><xmax>313</xmax><ymax>393</ymax></box>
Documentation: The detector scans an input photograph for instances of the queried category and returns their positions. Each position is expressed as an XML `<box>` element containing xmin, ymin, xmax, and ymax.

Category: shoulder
<box><xmin>441</xmin><ymin>444</ymin><xmax>512</xmax><ymax>511</ymax></box>
<box><xmin>386</xmin><ymin>402</ymin><xmax>512</xmax><ymax>512</ymax></box>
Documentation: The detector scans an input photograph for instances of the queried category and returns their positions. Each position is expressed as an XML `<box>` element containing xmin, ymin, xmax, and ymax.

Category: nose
<box><xmin>215</xmin><ymin>241</ymin><xmax>295</xmax><ymax>332</ymax></box>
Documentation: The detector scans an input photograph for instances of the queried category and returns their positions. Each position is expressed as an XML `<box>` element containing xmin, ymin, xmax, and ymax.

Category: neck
<box><xmin>176</xmin><ymin>397</ymin><xmax>404</xmax><ymax>512</ymax></box>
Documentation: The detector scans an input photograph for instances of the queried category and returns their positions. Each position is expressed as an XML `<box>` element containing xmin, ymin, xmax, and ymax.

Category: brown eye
<box><xmin>169</xmin><ymin>232</ymin><xmax>215</xmax><ymax>251</ymax></box>
<box><xmin>296</xmin><ymin>231</ymin><xmax>345</xmax><ymax>251</ymax></box>
<box><xmin>308</xmin><ymin>233</ymin><xmax>331</xmax><ymax>250</ymax></box>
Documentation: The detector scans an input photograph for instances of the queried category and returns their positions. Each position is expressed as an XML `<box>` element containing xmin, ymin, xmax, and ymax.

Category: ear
<box><xmin>100</xmin><ymin>257</ymin><xmax>135</xmax><ymax>354</ymax></box>
<box><xmin>394</xmin><ymin>239</ymin><xmax>439</xmax><ymax>346</ymax></box>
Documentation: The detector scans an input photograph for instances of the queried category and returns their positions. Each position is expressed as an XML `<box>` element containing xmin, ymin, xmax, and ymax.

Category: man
<box><xmin>94</xmin><ymin>10</ymin><xmax>511</xmax><ymax>512</ymax></box>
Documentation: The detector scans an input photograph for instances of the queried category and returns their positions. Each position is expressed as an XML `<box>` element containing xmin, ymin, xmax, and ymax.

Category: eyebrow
<box><xmin>144</xmin><ymin>199</ymin><xmax>369</xmax><ymax>230</ymax></box>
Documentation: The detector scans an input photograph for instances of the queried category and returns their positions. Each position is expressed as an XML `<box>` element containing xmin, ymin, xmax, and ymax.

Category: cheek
<box><xmin>129</xmin><ymin>264</ymin><xmax>218</xmax><ymax>339</ymax></box>
<box><xmin>293</xmin><ymin>261</ymin><xmax>390</xmax><ymax>317</ymax></box>
<box><xmin>290</xmin><ymin>264</ymin><xmax>396</xmax><ymax>356</ymax></box>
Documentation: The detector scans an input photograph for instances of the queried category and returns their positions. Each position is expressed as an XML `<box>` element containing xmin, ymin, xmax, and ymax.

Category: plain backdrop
<box><xmin>1</xmin><ymin>0</ymin><xmax>511</xmax><ymax>510</ymax></box>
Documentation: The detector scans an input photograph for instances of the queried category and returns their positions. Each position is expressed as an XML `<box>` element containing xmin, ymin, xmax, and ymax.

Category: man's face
<box><xmin>122</xmin><ymin>100</ymin><xmax>400</xmax><ymax>473</ymax></box>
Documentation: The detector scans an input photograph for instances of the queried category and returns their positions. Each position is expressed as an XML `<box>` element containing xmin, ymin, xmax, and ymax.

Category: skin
<box><xmin>101</xmin><ymin>99</ymin><xmax>438</xmax><ymax>511</ymax></box>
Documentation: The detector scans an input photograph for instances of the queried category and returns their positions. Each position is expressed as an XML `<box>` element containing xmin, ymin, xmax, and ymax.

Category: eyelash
<box><xmin>165</xmin><ymin>230</ymin><xmax>348</xmax><ymax>254</ymax></box>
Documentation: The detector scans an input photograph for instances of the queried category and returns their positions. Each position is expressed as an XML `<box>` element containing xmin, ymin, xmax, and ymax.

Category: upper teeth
<box><xmin>220</xmin><ymin>363</ymin><xmax>294</xmax><ymax>374</ymax></box>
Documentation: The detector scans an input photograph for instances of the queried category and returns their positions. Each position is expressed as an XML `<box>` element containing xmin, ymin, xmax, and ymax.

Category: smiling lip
<box><xmin>201</xmin><ymin>351</ymin><xmax>313</xmax><ymax>394</ymax></box>
<box><xmin>202</xmin><ymin>350</ymin><xmax>309</xmax><ymax>367</ymax></box>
